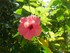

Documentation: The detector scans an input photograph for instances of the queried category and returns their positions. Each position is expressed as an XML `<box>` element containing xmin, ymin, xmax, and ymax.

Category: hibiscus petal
<box><xmin>18</xmin><ymin>23</ymin><xmax>27</xmax><ymax>36</ymax></box>
<box><xmin>20</xmin><ymin>17</ymin><xmax>27</xmax><ymax>23</ymax></box>
<box><xmin>23</xmin><ymin>29</ymin><xmax>35</xmax><ymax>40</ymax></box>
<box><xmin>27</xmin><ymin>15</ymin><xmax>40</xmax><ymax>25</ymax></box>
<box><xmin>35</xmin><ymin>18</ymin><xmax>40</xmax><ymax>24</ymax></box>
<box><xmin>33</xmin><ymin>24</ymin><xmax>42</xmax><ymax>36</ymax></box>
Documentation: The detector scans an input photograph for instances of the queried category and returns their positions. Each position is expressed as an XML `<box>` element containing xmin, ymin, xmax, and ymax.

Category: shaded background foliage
<box><xmin>0</xmin><ymin>0</ymin><xmax>70</xmax><ymax>53</ymax></box>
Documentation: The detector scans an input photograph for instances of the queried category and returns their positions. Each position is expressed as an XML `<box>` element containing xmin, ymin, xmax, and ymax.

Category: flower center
<box><xmin>28</xmin><ymin>25</ymin><xmax>33</xmax><ymax>30</ymax></box>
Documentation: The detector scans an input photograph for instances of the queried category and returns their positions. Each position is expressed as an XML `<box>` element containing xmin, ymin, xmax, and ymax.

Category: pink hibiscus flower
<box><xmin>18</xmin><ymin>15</ymin><xmax>42</xmax><ymax>40</ymax></box>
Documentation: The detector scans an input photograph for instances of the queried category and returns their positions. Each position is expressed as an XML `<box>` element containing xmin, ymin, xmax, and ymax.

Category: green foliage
<box><xmin>0</xmin><ymin>0</ymin><xmax>70</xmax><ymax>53</ymax></box>
<box><xmin>42</xmin><ymin>45</ymin><xmax>50</xmax><ymax>53</ymax></box>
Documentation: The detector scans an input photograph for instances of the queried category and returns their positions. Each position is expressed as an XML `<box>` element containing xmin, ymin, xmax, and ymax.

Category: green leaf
<box><xmin>15</xmin><ymin>8</ymin><xmax>22</xmax><ymax>15</ymax></box>
<box><xmin>36</xmin><ymin>6</ymin><xmax>45</xmax><ymax>12</ymax></box>
<box><xmin>43</xmin><ymin>0</ymin><xmax>55</xmax><ymax>12</ymax></box>
<box><xmin>30</xmin><ymin>2</ymin><xmax>38</xmax><ymax>7</ymax></box>
<box><xmin>16</xmin><ymin>0</ymin><xmax>24</xmax><ymax>2</ymax></box>
<box><xmin>56</xmin><ymin>15</ymin><xmax>64</xmax><ymax>22</ymax></box>
<box><xmin>13</xmin><ymin>32</ymin><xmax>19</xmax><ymax>38</ymax></box>
<box><xmin>47</xmin><ymin>0</ymin><xmax>55</xmax><ymax>8</ymax></box>
<box><xmin>30</xmin><ymin>0</ymin><xmax>36</xmax><ymax>2</ymax></box>
<box><xmin>55</xmin><ymin>27</ymin><xmax>64</xmax><ymax>37</ymax></box>
<box><xmin>66</xmin><ymin>25</ymin><xmax>70</xmax><ymax>33</ymax></box>
<box><xmin>51</xmin><ymin>0</ymin><xmax>61</xmax><ymax>6</ymax></box>
<box><xmin>42</xmin><ymin>25</ymin><xmax>48</xmax><ymax>33</ymax></box>
<box><xmin>22</xmin><ymin>5</ymin><xmax>35</xmax><ymax>14</ymax></box>
<box><xmin>19</xmin><ymin>39</ymin><xmax>27</xmax><ymax>47</ymax></box>
<box><xmin>41</xmin><ymin>16</ymin><xmax>47</xmax><ymax>25</ymax></box>
<box><xmin>38</xmin><ymin>38</ymin><xmax>53</xmax><ymax>53</ymax></box>
<box><xmin>42</xmin><ymin>45</ymin><xmax>51</xmax><ymax>53</ymax></box>
<box><xmin>51</xmin><ymin>9</ymin><xmax>59</xmax><ymax>15</ymax></box>
<box><xmin>40</xmin><ymin>16</ymin><xmax>51</xmax><ymax>25</ymax></box>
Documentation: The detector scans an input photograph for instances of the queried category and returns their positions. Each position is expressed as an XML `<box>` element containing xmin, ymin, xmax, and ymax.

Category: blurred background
<box><xmin>0</xmin><ymin>0</ymin><xmax>70</xmax><ymax>53</ymax></box>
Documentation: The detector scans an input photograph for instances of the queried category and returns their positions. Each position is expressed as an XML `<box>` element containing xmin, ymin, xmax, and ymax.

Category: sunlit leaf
<box><xmin>57</xmin><ymin>37</ymin><xmax>64</xmax><ymax>40</ymax></box>
<box><xmin>15</xmin><ymin>8</ymin><xmax>22</xmax><ymax>15</ymax></box>
<box><xmin>48</xmin><ymin>31</ymin><xmax>55</xmax><ymax>41</ymax></box>
<box><xmin>55</xmin><ymin>43</ymin><xmax>60</xmax><ymax>46</ymax></box>
<box><xmin>22</xmin><ymin>5</ymin><xmax>35</xmax><ymax>14</ymax></box>
<box><xmin>49</xmin><ymin>31</ymin><xmax>55</xmax><ymax>38</ymax></box>
<box><xmin>30</xmin><ymin>2</ymin><xmax>38</xmax><ymax>7</ymax></box>
<box><xmin>30</xmin><ymin>0</ymin><xmax>36</xmax><ymax>2</ymax></box>
<box><xmin>55</xmin><ymin>27</ymin><xmax>64</xmax><ymax>37</ymax></box>
<box><xmin>16</xmin><ymin>0</ymin><xmax>24</xmax><ymax>2</ymax></box>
